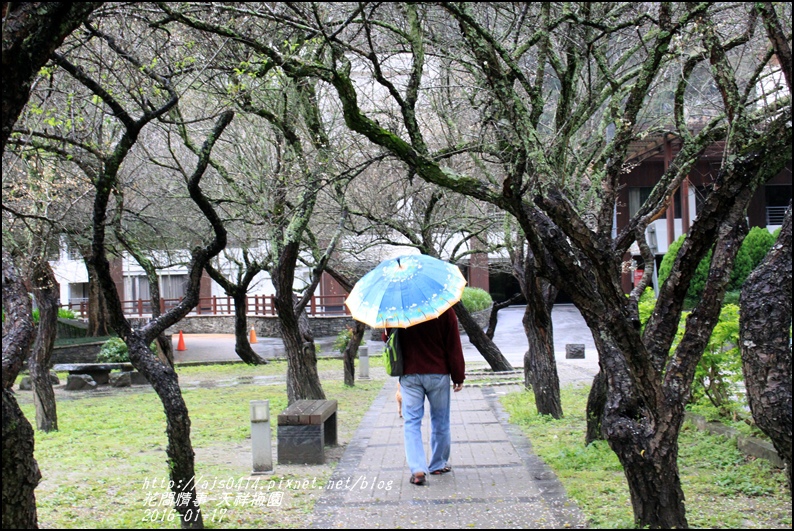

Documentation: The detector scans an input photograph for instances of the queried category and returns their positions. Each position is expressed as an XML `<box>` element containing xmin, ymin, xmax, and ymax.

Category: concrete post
<box><xmin>358</xmin><ymin>345</ymin><xmax>370</xmax><ymax>380</ymax></box>
<box><xmin>250</xmin><ymin>400</ymin><xmax>273</xmax><ymax>474</ymax></box>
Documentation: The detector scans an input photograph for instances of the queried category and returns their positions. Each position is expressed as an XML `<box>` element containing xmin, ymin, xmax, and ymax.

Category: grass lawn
<box><xmin>15</xmin><ymin>358</ymin><xmax>790</xmax><ymax>529</ymax></box>
<box><xmin>16</xmin><ymin>358</ymin><xmax>387</xmax><ymax>529</ymax></box>
<box><xmin>501</xmin><ymin>385</ymin><xmax>792</xmax><ymax>529</ymax></box>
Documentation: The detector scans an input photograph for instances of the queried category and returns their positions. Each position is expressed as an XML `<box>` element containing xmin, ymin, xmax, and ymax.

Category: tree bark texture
<box><xmin>585</xmin><ymin>371</ymin><xmax>607</xmax><ymax>445</ymax></box>
<box><xmin>29</xmin><ymin>259</ymin><xmax>59</xmax><ymax>432</ymax></box>
<box><xmin>276</xmin><ymin>289</ymin><xmax>326</xmax><ymax>404</ymax></box>
<box><xmin>454</xmin><ymin>302</ymin><xmax>513</xmax><ymax>372</ymax></box>
<box><xmin>2</xmin><ymin>250</ymin><xmax>40</xmax><ymax>528</ymax></box>
<box><xmin>83</xmin><ymin>256</ymin><xmax>112</xmax><ymax>337</ymax></box>
<box><xmin>343</xmin><ymin>321</ymin><xmax>366</xmax><ymax>387</ymax></box>
<box><xmin>594</xmin><ymin>327</ymin><xmax>688</xmax><ymax>529</ymax></box>
<box><xmin>522</xmin><ymin>301</ymin><xmax>563</xmax><ymax>418</ymax></box>
<box><xmin>520</xmin><ymin>272</ymin><xmax>562</xmax><ymax>418</ymax></box>
<box><xmin>2</xmin><ymin>389</ymin><xmax>41</xmax><ymax>529</ymax></box>
<box><xmin>740</xmin><ymin>206</ymin><xmax>792</xmax><ymax>489</ymax></box>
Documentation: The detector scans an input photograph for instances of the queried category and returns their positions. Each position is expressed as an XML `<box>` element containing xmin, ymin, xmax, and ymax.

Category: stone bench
<box><xmin>54</xmin><ymin>363</ymin><xmax>135</xmax><ymax>385</ymax></box>
<box><xmin>277</xmin><ymin>399</ymin><xmax>338</xmax><ymax>464</ymax></box>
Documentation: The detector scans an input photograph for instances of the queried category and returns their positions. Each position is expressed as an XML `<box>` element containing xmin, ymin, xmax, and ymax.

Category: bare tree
<box><xmin>8</xmin><ymin>10</ymin><xmax>240</xmax><ymax>526</ymax></box>
<box><xmin>341</xmin><ymin>161</ymin><xmax>513</xmax><ymax>370</ymax></box>
<box><xmin>1</xmin><ymin>2</ymin><xmax>103</xmax><ymax>151</ymax></box>
<box><xmin>217</xmin><ymin>3</ymin><xmax>789</xmax><ymax>527</ymax></box>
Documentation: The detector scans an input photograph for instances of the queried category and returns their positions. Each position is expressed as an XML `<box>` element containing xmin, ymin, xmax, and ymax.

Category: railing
<box><xmin>60</xmin><ymin>294</ymin><xmax>350</xmax><ymax>318</ymax></box>
<box><xmin>766</xmin><ymin>206</ymin><xmax>788</xmax><ymax>226</ymax></box>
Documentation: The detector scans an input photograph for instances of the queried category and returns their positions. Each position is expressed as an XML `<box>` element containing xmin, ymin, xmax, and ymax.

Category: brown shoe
<box><xmin>409</xmin><ymin>473</ymin><xmax>426</xmax><ymax>485</ymax></box>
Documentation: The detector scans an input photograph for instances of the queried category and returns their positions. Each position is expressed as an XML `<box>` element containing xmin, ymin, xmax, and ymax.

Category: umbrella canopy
<box><xmin>344</xmin><ymin>254</ymin><xmax>467</xmax><ymax>328</ymax></box>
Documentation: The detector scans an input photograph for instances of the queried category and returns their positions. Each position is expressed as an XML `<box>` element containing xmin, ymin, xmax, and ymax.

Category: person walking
<box><xmin>387</xmin><ymin>307</ymin><xmax>465</xmax><ymax>486</ymax></box>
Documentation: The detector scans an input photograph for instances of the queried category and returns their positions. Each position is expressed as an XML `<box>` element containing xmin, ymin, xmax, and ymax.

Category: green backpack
<box><xmin>384</xmin><ymin>329</ymin><xmax>404</xmax><ymax>377</ymax></box>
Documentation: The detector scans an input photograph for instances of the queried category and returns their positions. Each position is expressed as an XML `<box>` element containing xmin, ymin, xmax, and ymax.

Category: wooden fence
<box><xmin>61</xmin><ymin>294</ymin><xmax>349</xmax><ymax>318</ymax></box>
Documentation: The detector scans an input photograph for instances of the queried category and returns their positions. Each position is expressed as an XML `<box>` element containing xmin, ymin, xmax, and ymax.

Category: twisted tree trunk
<box><xmin>232</xmin><ymin>290</ymin><xmax>266</xmax><ymax>365</ymax></box>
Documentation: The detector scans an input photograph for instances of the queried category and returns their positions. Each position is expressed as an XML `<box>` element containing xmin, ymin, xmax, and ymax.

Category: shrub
<box><xmin>97</xmin><ymin>338</ymin><xmax>130</xmax><ymax>363</ymax></box>
<box><xmin>460</xmin><ymin>287</ymin><xmax>492</xmax><ymax>313</ymax></box>
<box><xmin>741</xmin><ymin>226</ymin><xmax>776</xmax><ymax>271</ymax></box>
<box><xmin>637</xmin><ymin>287</ymin><xmax>657</xmax><ymax>330</ymax></box>
<box><xmin>333</xmin><ymin>327</ymin><xmax>365</xmax><ymax>354</ymax></box>
<box><xmin>639</xmin><ymin>288</ymin><xmax>744</xmax><ymax>418</ymax></box>
<box><xmin>693</xmin><ymin>304</ymin><xmax>743</xmax><ymax>415</ymax></box>
<box><xmin>30</xmin><ymin>307</ymin><xmax>77</xmax><ymax>324</ymax></box>
<box><xmin>659</xmin><ymin>233</ymin><xmax>753</xmax><ymax>307</ymax></box>
<box><xmin>97</xmin><ymin>337</ymin><xmax>157</xmax><ymax>363</ymax></box>
<box><xmin>58</xmin><ymin>308</ymin><xmax>77</xmax><ymax>319</ymax></box>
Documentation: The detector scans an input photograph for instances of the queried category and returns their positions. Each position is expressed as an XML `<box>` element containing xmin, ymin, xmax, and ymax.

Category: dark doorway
<box><xmin>489</xmin><ymin>269</ymin><xmax>525</xmax><ymax>304</ymax></box>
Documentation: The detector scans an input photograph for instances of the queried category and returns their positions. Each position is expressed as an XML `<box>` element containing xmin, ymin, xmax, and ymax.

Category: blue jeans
<box><xmin>399</xmin><ymin>373</ymin><xmax>451</xmax><ymax>475</ymax></box>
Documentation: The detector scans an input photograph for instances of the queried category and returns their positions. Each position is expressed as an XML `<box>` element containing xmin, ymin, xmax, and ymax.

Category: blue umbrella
<box><xmin>344</xmin><ymin>254</ymin><xmax>467</xmax><ymax>328</ymax></box>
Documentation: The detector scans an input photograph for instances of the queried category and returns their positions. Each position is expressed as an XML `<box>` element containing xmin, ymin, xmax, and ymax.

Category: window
<box><xmin>68</xmin><ymin>283</ymin><xmax>89</xmax><ymax>305</ymax></box>
<box><xmin>628</xmin><ymin>187</ymin><xmax>654</xmax><ymax>218</ymax></box>
<box><xmin>160</xmin><ymin>275</ymin><xmax>188</xmax><ymax>300</ymax></box>
<box><xmin>765</xmin><ymin>185</ymin><xmax>792</xmax><ymax>225</ymax></box>
<box><xmin>629</xmin><ymin>186</ymin><xmax>681</xmax><ymax>219</ymax></box>
<box><xmin>124</xmin><ymin>276</ymin><xmax>150</xmax><ymax>302</ymax></box>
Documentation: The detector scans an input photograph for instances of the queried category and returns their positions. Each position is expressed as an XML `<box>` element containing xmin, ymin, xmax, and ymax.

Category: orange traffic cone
<box><xmin>177</xmin><ymin>330</ymin><xmax>187</xmax><ymax>351</ymax></box>
<box><xmin>249</xmin><ymin>325</ymin><xmax>258</xmax><ymax>344</ymax></box>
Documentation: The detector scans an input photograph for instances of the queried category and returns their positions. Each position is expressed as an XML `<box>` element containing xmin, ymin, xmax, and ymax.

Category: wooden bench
<box><xmin>277</xmin><ymin>399</ymin><xmax>338</xmax><ymax>464</ymax></box>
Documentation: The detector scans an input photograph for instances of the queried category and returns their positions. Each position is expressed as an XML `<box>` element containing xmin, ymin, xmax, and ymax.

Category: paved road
<box><xmin>169</xmin><ymin>304</ymin><xmax>598</xmax><ymax>528</ymax></box>
<box><xmin>172</xmin><ymin>304</ymin><xmax>601</xmax><ymax>386</ymax></box>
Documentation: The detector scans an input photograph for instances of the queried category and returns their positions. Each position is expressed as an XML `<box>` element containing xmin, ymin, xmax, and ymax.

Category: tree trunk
<box><xmin>276</xmin><ymin>292</ymin><xmax>325</xmax><ymax>404</ymax></box>
<box><xmin>84</xmin><ymin>256</ymin><xmax>112</xmax><ymax>337</ymax></box>
<box><xmin>232</xmin><ymin>291</ymin><xmax>267</xmax><ymax>365</ymax></box>
<box><xmin>2</xmin><ymin>250</ymin><xmax>41</xmax><ymax>528</ymax></box>
<box><xmin>521</xmin><ymin>276</ymin><xmax>562</xmax><ymax>418</ymax></box>
<box><xmin>155</xmin><ymin>333</ymin><xmax>174</xmax><ymax>368</ymax></box>
<box><xmin>586</xmin><ymin>306</ymin><xmax>689</xmax><ymax>529</ymax></box>
<box><xmin>740</xmin><ymin>207</ymin><xmax>792</xmax><ymax>489</ymax></box>
<box><xmin>454</xmin><ymin>302</ymin><xmax>513</xmax><ymax>371</ymax></box>
<box><xmin>127</xmin><ymin>337</ymin><xmax>203</xmax><ymax>528</ymax></box>
<box><xmin>343</xmin><ymin>321</ymin><xmax>366</xmax><ymax>387</ymax></box>
<box><xmin>2</xmin><ymin>389</ymin><xmax>41</xmax><ymax>529</ymax></box>
<box><xmin>29</xmin><ymin>260</ymin><xmax>59</xmax><ymax>432</ymax></box>
<box><xmin>606</xmin><ymin>418</ymin><xmax>687</xmax><ymax>529</ymax></box>
<box><xmin>585</xmin><ymin>371</ymin><xmax>607</xmax><ymax>444</ymax></box>
<box><xmin>522</xmin><ymin>303</ymin><xmax>563</xmax><ymax>418</ymax></box>
<box><xmin>485</xmin><ymin>293</ymin><xmax>523</xmax><ymax>340</ymax></box>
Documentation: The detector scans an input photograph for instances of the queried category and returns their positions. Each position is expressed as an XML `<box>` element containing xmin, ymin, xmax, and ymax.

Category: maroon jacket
<box><xmin>384</xmin><ymin>308</ymin><xmax>466</xmax><ymax>384</ymax></box>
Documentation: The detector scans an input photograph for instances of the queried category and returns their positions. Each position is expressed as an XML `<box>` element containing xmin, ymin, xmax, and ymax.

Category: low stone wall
<box><xmin>685</xmin><ymin>412</ymin><xmax>784</xmax><ymax>468</ymax></box>
<box><xmin>128</xmin><ymin>315</ymin><xmax>360</xmax><ymax>339</ymax></box>
<box><xmin>51</xmin><ymin>342</ymin><xmax>104</xmax><ymax>365</ymax></box>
